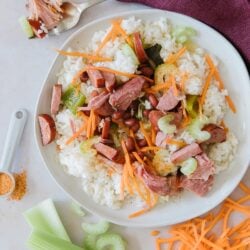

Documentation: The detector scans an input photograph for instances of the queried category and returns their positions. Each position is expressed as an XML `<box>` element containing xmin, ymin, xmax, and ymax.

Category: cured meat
<box><xmin>38</xmin><ymin>114</ymin><xmax>56</xmax><ymax>145</ymax></box>
<box><xmin>102</xmin><ymin>71</ymin><xmax>116</xmax><ymax>92</ymax></box>
<box><xmin>109</xmin><ymin>77</ymin><xmax>145</xmax><ymax>110</ymax></box>
<box><xmin>170</xmin><ymin>143</ymin><xmax>202</xmax><ymax>164</ymax></box>
<box><xmin>156</xmin><ymin>87</ymin><xmax>179</xmax><ymax>111</ymax></box>
<box><xmin>51</xmin><ymin>84</ymin><xmax>62</xmax><ymax>115</ymax></box>
<box><xmin>155</xmin><ymin>131</ymin><xmax>167</xmax><ymax>147</ymax></box>
<box><xmin>148</xmin><ymin>110</ymin><xmax>164</xmax><ymax>130</ymax></box>
<box><xmin>87</xmin><ymin>68</ymin><xmax>105</xmax><ymax>88</ymax></box>
<box><xmin>94</xmin><ymin>143</ymin><xmax>118</xmax><ymax>160</ymax></box>
<box><xmin>202</xmin><ymin>124</ymin><xmax>227</xmax><ymax>144</ymax></box>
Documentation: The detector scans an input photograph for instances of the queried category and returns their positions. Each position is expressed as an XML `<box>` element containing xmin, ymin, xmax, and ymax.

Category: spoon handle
<box><xmin>77</xmin><ymin>0</ymin><xmax>105</xmax><ymax>12</ymax></box>
<box><xmin>0</xmin><ymin>109</ymin><xmax>28</xmax><ymax>172</ymax></box>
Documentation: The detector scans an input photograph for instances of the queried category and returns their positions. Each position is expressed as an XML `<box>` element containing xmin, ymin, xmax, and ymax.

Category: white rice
<box><xmin>55</xmin><ymin>17</ymin><xmax>238</xmax><ymax>209</ymax></box>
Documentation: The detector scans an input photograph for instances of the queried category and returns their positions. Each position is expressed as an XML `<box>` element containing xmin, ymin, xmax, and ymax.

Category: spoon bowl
<box><xmin>50</xmin><ymin>0</ymin><xmax>105</xmax><ymax>35</ymax></box>
<box><xmin>0</xmin><ymin>171</ymin><xmax>15</xmax><ymax>197</ymax></box>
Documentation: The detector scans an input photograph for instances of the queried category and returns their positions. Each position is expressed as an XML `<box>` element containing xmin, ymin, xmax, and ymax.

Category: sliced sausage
<box><xmin>139</xmin><ymin>65</ymin><xmax>154</xmax><ymax>77</ymax></box>
<box><xmin>88</xmin><ymin>91</ymin><xmax>110</xmax><ymax>110</ymax></box>
<box><xmin>87</xmin><ymin>68</ymin><xmax>105</xmax><ymax>88</ymax></box>
<box><xmin>133</xmin><ymin>32</ymin><xmax>148</xmax><ymax>63</ymax></box>
<box><xmin>170</xmin><ymin>143</ymin><xmax>202</xmax><ymax>164</ymax></box>
<box><xmin>190</xmin><ymin>153</ymin><xmax>215</xmax><ymax>181</ymax></box>
<box><xmin>202</xmin><ymin>124</ymin><xmax>227</xmax><ymax>144</ymax></box>
<box><xmin>80</xmin><ymin>71</ymin><xmax>89</xmax><ymax>82</ymax></box>
<box><xmin>102</xmin><ymin>71</ymin><xmax>116</xmax><ymax>92</ymax></box>
<box><xmin>109</xmin><ymin>77</ymin><xmax>145</xmax><ymax>110</ymax></box>
<box><xmin>101</xmin><ymin>118</ymin><xmax>111</xmax><ymax>139</ymax></box>
<box><xmin>51</xmin><ymin>84</ymin><xmax>62</xmax><ymax>115</ymax></box>
<box><xmin>135</xmin><ymin>162</ymin><xmax>181</xmax><ymax>196</ymax></box>
<box><xmin>156</xmin><ymin>87</ymin><xmax>179</xmax><ymax>111</ymax></box>
<box><xmin>94</xmin><ymin>143</ymin><xmax>118</xmax><ymax>160</ymax></box>
<box><xmin>148</xmin><ymin>110</ymin><xmax>165</xmax><ymax>130</ymax></box>
<box><xmin>38</xmin><ymin>114</ymin><xmax>56</xmax><ymax>145</ymax></box>
<box><xmin>179</xmin><ymin>175</ymin><xmax>214</xmax><ymax>196</ymax></box>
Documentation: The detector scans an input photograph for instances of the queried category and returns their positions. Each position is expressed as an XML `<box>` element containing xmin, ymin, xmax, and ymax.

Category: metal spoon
<box><xmin>50</xmin><ymin>0</ymin><xmax>105</xmax><ymax>35</ymax></box>
<box><xmin>0</xmin><ymin>109</ymin><xmax>28</xmax><ymax>197</ymax></box>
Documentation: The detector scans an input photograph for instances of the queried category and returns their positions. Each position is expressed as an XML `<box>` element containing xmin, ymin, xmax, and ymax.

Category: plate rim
<box><xmin>34</xmin><ymin>8</ymin><xmax>250</xmax><ymax>228</ymax></box>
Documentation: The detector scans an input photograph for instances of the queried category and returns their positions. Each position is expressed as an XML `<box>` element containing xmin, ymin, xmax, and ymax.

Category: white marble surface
<box><xmin>0</xmin><ymin>0</ymin><xmax>249</xmax><ymax>249</ymax></box>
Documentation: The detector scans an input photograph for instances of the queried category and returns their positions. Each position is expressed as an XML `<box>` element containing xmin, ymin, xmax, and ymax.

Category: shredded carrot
<box><xmin>139</xmin><ymin>121</ymin><xmax>153</xmax><ymax>146</ymax></box>
<box><xmin>128</xmin><ymin>206</ymin><xmax>151</xmax><ymax>218</ymax></box>
<box><xmin>65</xmin><ymin>121</ymin><xmax>87</xmax><ymax>145</ymax></box>
<box><xmin>199</xmin><ymin>69</ymin><xmax>214</xmax><ymax>107</ymax></box>
<box><xmin>121</xmin><ymin>140</ymin><xmax>134</xmax><ymax>177</ymax></box>
<box><xmin>205</xmin><ymin>54</ymin><xmax>236</xmax><ymax>113</ymax></box>
<box><xmin>111</xmin><ymin>19</ymin><xmax>133</xmax><ymax>48</ymax></box>
<box><xmin>165</xmin><ymin>46</ymin><xmax>187</xmax><ymax>64</ymax></box>
<box><xmin>86</xmin><ymin>65</ymin><xmax>154</xmax><ymax>83</ymax></box>
<box><xmin>55</xmin><ymin>49</ymin><xmax>112</xmax><ymax>62</ymax></box>
<box><xmin>220</xmin><ymin>120</ymin><xmax>229</xmax><ymax>133</ymax></box>
<box><xmin>129</xmin><ymin>129</ymin><xmax>140</xmax><ymax>151</ymax></box>
<box><xmin>151</xmin><ymin>128</ymin><xmax>156</xmax><ymax>145</ymax></box>
<box><xmin>239</xmin><ymin>182</ymin><xmax>250</xmax><ymax>195</ymax></box>
<box><xmin>141</xmin><ymin>146</ymin><xmax>161</xmax><ymax>152</ymax></box>
<box><xmin>165</xmin><ymin>137</ymin><xmax>186</xmax><ymax>148</ymax></box>
<box><xmin>151</xmin><ymin>230</ymin><xmax>160</xmax><ymax>236</ymax></box>
<box><xmin>153</xmin><ymin>181</ymin><xmax>250</xmax><ymax>250</ymax></box>
<box><xmin>146</xmin><ymin>81</ymin><xmax>172</xmax><ymax>93</ymax></box>
<box><xmin>132</xmin><ymin>151</ymin><xmax>144</xmax><ymax>164</ymax></box>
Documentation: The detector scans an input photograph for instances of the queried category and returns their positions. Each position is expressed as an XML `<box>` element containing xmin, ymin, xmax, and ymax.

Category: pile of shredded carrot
<box><xmin>153</xmin><ymin>181</ymin><xmax>250</xmax><ymax>250</ymax></box>
<box><xmin>165</xmin><ymin>46</ymin><xmax>187</xmax><ymax>64</ymax></box>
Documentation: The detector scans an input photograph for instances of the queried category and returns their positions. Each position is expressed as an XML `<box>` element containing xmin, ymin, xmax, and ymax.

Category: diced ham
<box><xmin>180</xmin><ymin>175</ymin><xmax>214</xmax><ymax>196</ymax></box>
<box><xmin>109</xmin><ymin>77</ymin><xmax>145</xmax><ymax>110</ymax></box>
<box><xmin>190</xmin><ymin>153</ymin><xmax>215</xmax><ymax>181</ymax></box>
<box><xmin>95</xmin><ymin>101</ymin><xmax>114</xmax><ymax>117</ymax></box>
<box><xmin>94</xmin><ymin>143</ymin><xmax>118</xmax><ymax>160</ymax></box>
<box><xmin>148</xmin><ymin>110</ymin><xmax>164</xmax><ymax>130</ymax></box>
<box><xmin>38</xmin><ymin>114</ymin><xmax>56</xmax><ymax>145</ymax></box>
<box><xmin>170</xmin><ymin>143</ymin><xmax>202</xmax><ymax>164</ymax></box>
<box><xmin>156</xmin><ymin>87</ymin><xmax>179</xmax><ymax>111</ymax></box>
<box><xmin>155</xmin><ymin>131</ymin><xmax>167</xmax><ymax>147</ymax></box>
<box><xmin>170</xmin><ymin>108</ymin><xmax>183</xmax><ymax>128</ymax></box>
<box><xmin>202</xmin><ymin>124</ymin><xmax>227</xmax><ymax>144</ymax></box>
<box><xmin>87</xmin><ymin>68</ymin><xmax>105</xmax><ymax>88</ymax></box>
<box><xmin>51</xmin><ymin>84</ymin><xmax>62</xmax><ymax>115</ymax></box>
<box><xmin>102</xmin><ymin>71</ymin><xmax>116</xmax><ymax>92</ymax></box>
<box><xmin>88</xmin><ymin>92</ymin><xmax>110</xmax><ymax>110</ymax></box>
<box><xmin>135</xmin><ymin>162</ymin><xmax>181</xmax><ymax>196</ymax></box>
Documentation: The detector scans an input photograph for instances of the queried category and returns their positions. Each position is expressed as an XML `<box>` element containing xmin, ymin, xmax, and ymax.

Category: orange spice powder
<box><xmin>10</xmin><ymin>171</ymin><xmax>27</xmax><ymax>201</ymax></box>
<box><xmin>0</xmin><ymin>173</ymin><xmax>13</xmax><ymax>195</ymax></box>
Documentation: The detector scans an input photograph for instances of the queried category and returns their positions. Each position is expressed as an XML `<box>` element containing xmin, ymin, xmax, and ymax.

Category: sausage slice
<box><xmin>94</xmin><ymin>143</ymin><xmax>118</xmax><ymax>160</ymax></box>
<box><xmin>87</xmin><ymin>68</ymin><xmax>105</xmax><ymax>88</ymax></box>
<box><xmin>51</xmin><ymin>84</ymin><xmax>62</xmax><ymax>115</ymax></box>
<box><xmin>38</xmin><ymin>114</ymin><xmax>56</xmax><ymax>145</ymax></box>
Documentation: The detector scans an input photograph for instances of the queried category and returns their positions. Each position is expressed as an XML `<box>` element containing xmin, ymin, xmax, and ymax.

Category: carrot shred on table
<box><xmin>139</xmin><ymin>121</ymin><xmax>153</xmax><ymax>146</ymax></box>
<box><xmin>55</xmin><ymin>49</ymin><xmax>112</xmax><ymax>62</ymax></box>
<box><xmin>205</xmin><ymin>54</ymin><xmax>236</xmax><ymax>113</ymax></box>
<box><xmin>165</xmin><ymin>46</ymin><xmax>187</xmax><ymax>64</ymax></box>
<box><xmin>86</xmin><ymin>65</ymin><xmax>154</xmax><ymax>83</ymax></box>
<box><xmin>153</xmin><ymin>181</ymin><xmax>250</xmax><ymax>250</ymax></box>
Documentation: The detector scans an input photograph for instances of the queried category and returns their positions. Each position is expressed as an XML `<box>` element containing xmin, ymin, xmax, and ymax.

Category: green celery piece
<box><xmin>19</xmin><ymin>16</ymin><xmax>34</xmax><ymax>38</ymax></box>
<box><xmin>81</xmin><ymin>220</ymin><xmax>110</xmax><ymax>235</ymax></box>
<box><xmin>158</xmin><ymin>114</ymin><xmax>176</xmax><ymax>135</ymax></box>
<box><xmin>27</xmin><ymin>230</ymin><xmax>84</xmax><ymax>250</ymax></box>
<box><xmin>188</xmin><ymin>117</ymin><xmax>211</xmax><ymax>142</ymax></box>
<box><xmin>180</xmin><ymin>157</ymin><xmax>198</xmax><ymax>176</ymax></box>
<box><xmin>186</xmin><ymin>95</ymin><xmax>199</xmax><ymax>118</ymax></box>
<box><xmin>96</xmin><ymin>233</ymin><xmax>126</xmax><ymax>250</ymax></box>
<box><xmin>62</xmin><ymin>86</ymin><xmax>86</xmax><ymax>114</ymax></box>
<box><xmin>24</xmin><ymin>199</ymin><xmax>71</xmax><ymax>242</ymax></box>
<box><xmin>83</xmin><ymin>234</ymin><xmax>97</xmax><ymax>250</ymax></box>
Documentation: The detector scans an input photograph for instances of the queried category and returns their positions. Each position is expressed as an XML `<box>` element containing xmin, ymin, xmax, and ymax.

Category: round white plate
<box><xmin>35</xmin><ymin>9</ymin><xmax>250</xmax><ymax>227</ymax></box>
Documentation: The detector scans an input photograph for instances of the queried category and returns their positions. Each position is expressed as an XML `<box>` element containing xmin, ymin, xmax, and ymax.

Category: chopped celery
<box><xmin>19</xmin><ymin>16</ymin><xmax>34</xmax><ymax>38</ymax></box>
<box><xmin>180</xmin><ymin>157</ymin><xmax>198</xmax><ymax>176</ymax></box>
<box><xmin>80</xmin><ymin>136</ymin><xmax>99</xmax><ymax>156</ymax></box>
<box><xmin>62</xmin><ymin>85</ymin><xmax>86</xmax><ymax>114</ymax></box>
<box><xmin>70</xmin><ymin>201</ymin><xmax>86</xmax><ymax>217</ymax></box>
<box><xmin>96</xmin><ymin>233</ymin><xmax>126</xmax><ymax>250</ymax></box>
<box><xmin>188</xmin><ymin>117</ymin><xmax>211</xmax><ymax>142</ymax></box>
<box><xmin>23</xmin><ymin>199</ymin><xmax>70</xmax><ymax>242</ymax></box>
<box><xmin>81</xmin><ymin>220</ymin><xmax>110</xmax><ymax>235</ymax></box>
<box><xmin>83</xmin><ymin>234</ymin><xmax>97</xmax><ymax>250</ymax></box>
<box><xmin>158</xmin><ymin>114</ymin><xmax>176</xmax><ymax>135</ymax></box>
<box><xmin>121</xmin><ymin>43</ymin><xmax>139</xmax><ymax>65</ymax></box>
<box><xmin>136</xmin><ymin>103</ymin><xmax>144</xmax><ymax>120</ymax></box>
<box><xmin>154</xmin><ymin>64</ymin><xmax>177</xmax><ymax>84</ymax></box>
<box><xmin>186</xmin><ymin>95</ymin><xmax>199</xmax><ymax>118</ymax></box>
<box><xmin>27</xmin><ymin>230</ymin><xmax>83</xmax><ymax>250</ymax></box>
<box><xmin>171</xmin><ymin>26</ymin><xmax>197</xmax><ymax>44</ymax></box>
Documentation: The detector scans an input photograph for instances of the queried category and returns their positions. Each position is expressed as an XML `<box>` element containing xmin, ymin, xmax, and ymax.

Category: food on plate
<box><xmin>19</xmin><ymin>0</ymin><xmax>64</xmax><ymax>39</ymax></box>
<box><xmin>38</xmin><ymin>17</ymin><xmax>238</xmax><ymax>217</ymax></box>
<box><xmin>38</xmin><ymin>114</ymin><xmax>56</xmax><ymax>145</ymax></box>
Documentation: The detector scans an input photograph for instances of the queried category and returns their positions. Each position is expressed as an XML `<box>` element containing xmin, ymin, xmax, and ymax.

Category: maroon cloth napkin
<box><xmin>119</xmin><ymin>0</ymin><xmax>250</xmax><ymax>64</ymax></box>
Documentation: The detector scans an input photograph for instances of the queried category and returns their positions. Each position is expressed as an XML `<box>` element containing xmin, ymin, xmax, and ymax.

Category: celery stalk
<box><xmin>24</xmin><ymin>199</ymin><xmax>70</xmax><ymax>242</ymax></box>
<box><xmin>27</xmin><ymin>230</ymin><xmax>84</xmax><ymax>250</ymax></box>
